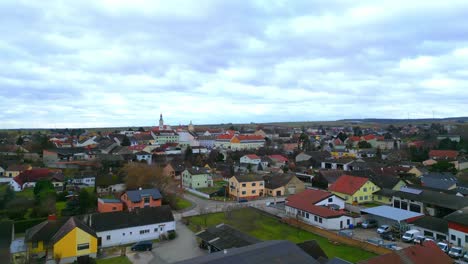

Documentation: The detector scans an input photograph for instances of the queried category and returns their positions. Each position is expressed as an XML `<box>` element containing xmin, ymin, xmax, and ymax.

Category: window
<box><xmin>306</xmin><ymin>213</ymin><xmax>309</xmax><ymax>219</ymax></box>
<box><xmin>106</xmin><ymin>235</ymin><xmax>111</xmax><ymax>240</ymax></box>
<box><xmin>378</xmin><ymin>196</ymin><xmax>382</xmax><ymax>200</ymax></box>
<box><xmin>32</xmin><ymin>242</ymin><xmax>38</xmax><ymax>248</ymax></box>
<box><xmin>259</xmin><ymin>182</ymin><xmax>264</xmax><ymax>186</ymax></box>
<box><xmin>252</xmin><ymin>190</ymin><xmax>256</xmax><ymax>194</ymax></box>
<box><xmin>314</xmin><ymin>216</ymin><xmax>318</xmax><ymax>222</ymax></box>
<box><xmin>318</xmin><ymin>218</ymin><xmax>322</xmax><ymax>223</ymax></box>
<box><xmin>122</xmin><ymin>233</ymin><xmax>125</xmax><ymax>236</ymax></box>
<box><xmin>77</xmin><ymin>243</ymin><xmax>89</xmax><ymax>251</ymax></box>
<box><xmin>465</xmin><ymin>235</ymin><xmax>468</xmax><ymax>243</ymax></box>
<box><xmin>424</xmin><ymin>231</ymin><xmax>433</xmax><ymax>237</ymax></box>
<box><xmin>451</xmin><ymin>235</ymin><xmax>456</xmax><ymax>241</ymax></box>
<box><xmin>140</xmin><ymin>229</ymin><xmax>150</xmax><ymax>235</ymax></box>
<box><xmin>154</xmin><ymin>228</ymin><xmax>158</xmax><ymax>232</ymax></box>
<box><xmin>242</xmin><ymin>183</ymin><xmax>246</xmax><ymax>187</ymax></box>
<box><xmin>160</xmin><ymin>225</ymin><xmax>164</xmax><ymax>232</ymax></box>
<box><xmin>436</xmin><ymin>234</ymin><xmax>446</xmax><ymax>241</ymax></box>
<box><xmin>130</xmin><ymin>232</ymin><xmax>132</xmax><ymax>235</ymax></box>
<box><xmin>252</xmin><ymin>183</ymin><xmax>256</xmax><ymax>186</ymax></box>
<box><xmin>328</xmin><ymin>198</ymin><xmax>333</xmax><ymax>202</ymax></box>
<box><xmin>242</xmin><ymin>191</ymin><xmax>246</xmax><ymax>195</ymax></box>
<box><xmin>364</xmin><ymin>196</ymin><xmax>368</xmax><ymax>200</ymax></box>
<box><xmin>363</xmin><ymin>187</ymin><xmax>367</xmax><ymax>192</ymax></box>
<box><xmin>393</xmin><ymin>200</ymin><xmax>400</xmax><ymax>208</ymax></box>
<box><xmin>144</xmin><ymin>197</ymin><xmax>150</xmax><ymax>203</ymax></box>
<box><xmin>359</xmin><ymin>196</ymin><xmax>363</xmax><ymax>201</ymax></box>
<box><xmin>347</xmin><ymin>219</ymin><xmax>350</xmax><ymax>225</ymax></box>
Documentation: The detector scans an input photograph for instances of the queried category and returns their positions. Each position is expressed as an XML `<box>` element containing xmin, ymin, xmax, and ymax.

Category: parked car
<box><xmin>362</xmin><ymin>219</ymin><xmax>378</xmax><ymax>229</ymax></box>
<box><xmin>423</xmin><ymin>237</ymin><xmax>435</xmax><ymax>243</ymax></box>
<box><xmin>402</xmin><ymin>229</ymin><xmax>422</xmax><ymax>243</ymax></box>
<box><xmin>448</xmin><ymin>247</ymin><xmax>465</xmax><ymax>259</ymax></box>
<box><xmin>131</xmin><ymin>241</ymin><xmax>153</xmax><ymax>251</ymax></box>
<box><xmin>413</xmin><ymin>235</ymin><xmax>425</xmax><ymax>244</ymax></box>
<box><xmin>238</xmin><ymin>199</ymin><xmax>248</xmax><ymax>203</ymax></box>
<box><xmin>377</xmin><ymin>225</ymin><xmax>391</xmax><ymax>234</ymax></box>
<box><xmin>463</xmin><ymin>251</ymin><xmax>468</xmax><ymax>262</ymax></box>
<box><xmin>437</xmin><ymin>242</ymin><xmax>450</xmax><ymax>253</ymax></box>
<box><xmin>380</xmin><ymin>232</ymin><xmax>396</xmax><ymax>241</ymax></box>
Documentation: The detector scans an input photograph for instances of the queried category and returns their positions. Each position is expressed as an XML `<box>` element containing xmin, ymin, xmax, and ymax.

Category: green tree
<box><xmin>16</xmin><ymin>136</ymin><xmax>24</xmax><ymax>145</ymax></box>
<box><xmin>337</xmin><ymin>132</ymin><xmax>348</xmax><ymax>142</ymax></box>
<box><xmin>357</xmin><ymin>141</ymin><xmax>372</xmax><ymax>149</ymax></box>
<box><xmin>185</xmin><ymin>146</ymin><xmax>193</xmax><ymax>161</ymax></box>
<box><xmin>138</xmin><ymin>127</ymin><xmax>145</xmax><ymax>132</ymax></box>
<box><xmin>429</xmin><ymin>161</ymin><xmax>457</xmax><ymax>174</ymax></box>
<box><xmin>33</xmin><ymin>180</ymin><xmax>55</xmax><ymax>199</ymax></box>
<box><xmin>121</xmin><ymin>135</ymin><xmax>131</xmax><ymax>146</ymax></box>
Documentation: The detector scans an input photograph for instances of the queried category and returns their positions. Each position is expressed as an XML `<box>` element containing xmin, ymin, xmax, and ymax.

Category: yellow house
<box><xmin>25</xmin><ymin>216</ymin><xmax>97</xmax><ymax>263</ymax></box>
<box><xmin>5</xmin><ymin>164</ymin><xmax>32</xmax><ymax>177</ymax></box>
<box><xmin>229</xmin><ymin>174</ymin><xmax>265</xmax><ymax>200</ymax></box>
<box><xmin>264</xmin><ymin>174</ymin><xmax>306</xmax><ymax>197</ymax></box>
<box><xmin>328</xmin><ymin>175</ymin><xmax>380</xmax><ymax>204</ymax></box>
<box><xmin>408</xmin><ymin>167</ymin><xmax>425</xmax><ymax>177</ymax></box>
<box><xmin>330</xmin><ymin>150</ymin><xmax>357</xmax><ymax>159</ymax></box>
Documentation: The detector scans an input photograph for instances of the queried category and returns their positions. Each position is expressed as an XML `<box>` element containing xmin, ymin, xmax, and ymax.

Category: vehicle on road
<box><xmin>380</xmin><ymin>232</ymin><xmax>396</xmax><ymax>241</ymax></box>
<box><xmin>377</xmin><ymin>225</ymin><xmax>391</xmax><ymax>234</ymax></box>
<box><xmin>437</xmin><ymin>242</ymin><xmax>450</xmax><ymax>253</ymax></box>
<box><xmin>131</xmin><ymin>241</ymin><xmax>153</xmax><ymax>251</ymax></box>
<box><xmin>448</xmin><ymin>247</ymin><xmax>465</xmax><ymax>259</ymax></box>
<box><xmin>402</xmin><ymin>229</ymin><xmax>422</xmax><ymax>243</ymax></box>
<box><xmin>362</xmin><ymin>219</ymin><xmax>378</xmax><ymax>229</ymax></box>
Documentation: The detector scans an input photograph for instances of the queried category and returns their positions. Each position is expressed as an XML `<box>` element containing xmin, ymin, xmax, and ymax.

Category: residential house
<box><xmin>411</xmin><ymin>216</ymin><xmax>448</xmax><ymax>241</ymax></box>
<box><xmin>121</xmin><ymin>188</ymin><xmax>162</xmax><ymax>211</ymax></box>
<box><xmin>267</xmin><ymin>154</ymin><xmax>289</xmax><ymax>167</ymax></box>
<box><xmin>11</xmin><ymin>168</ymin><xmax>64</xmax><ymax>192</ymax></box>
<box><xmin>135</xmin><ymin>151</ymin><xmax>152</xmax><ymax>164</ymax></box>
<box><xmin>5</xmin><ymin>164</ymin><xmax>32</xmax><ymax>177</ymax></box>
<box><xmin>95</xmin><ymin>174</ymin><xmax>125</xmax><ymax>195</ymax></box>
<box><xmin>321</xmin><ymin>158</ymin><xmax>355</xmax><ymax>171</ymax></box>
<box><xmin>444</xmin><ymin>206</ymin><xmax>468</xmax><ymax>250</ymax></box>
<box><xmin>240</xmin><ymin>154</ymin><xmax>261</xmax><ymax>165</ymax></box>
<box><xmin>25</xmin><ymin>216</ymin><xmax>98</xmax><ymax>263</ymax></box>
<box><xmin>328</xmin><ymin>175</ymin><xmax>380</xmax><ymax>204</ymax></box>
<box><xmin>198</xmin><ymin>135</ymin><xmax>216</xmax><ymax>149</ymax></box>
<box><xmin>96</xmin><ymin>139</ymin><xmax>118</xmax><ymax>154</ymax></box>
<box><xmin>182</xmin><ymin>167</ymin><xmax>213</xmax><ymax>189</ymax></box>
<box><xmin>70</xmin><ymin>172</ymin><xmax>96</xmax><ymax>187</ymax></box>
<box><xmin>178</xmin><ymin>131</ymin><xmax>200</xmax><ymax>149</ymax></box>
<box><xmin>151</xmin><ymin>130</ymin><xmax>179</xmax><ymax>145</ymax></box>
<box><xmin>83</xmin><ymin>206</ymin><xmax>175</xmax><ymax>248</ymax></box>
<box><xmin>74</xmin><ymin>136</ymin><xmax>98</xmax><ymax>148</ymax></box>
<box><xmin>429</xmin><ymin>150</ymin><xmax>458</xmax><ymax>160</ymax></box>
<box><xmin>263</xmin><ymin>174</ymin><xmax>305</xmax><ymax>196</ymax></box>
<box><xmin>295</xmin><ymin>151</ymin><xmax>331</xmax><ymax>169</ymax></box>
<box><xmin>214</xmin><ymin>134</ymin><xmax>265</xmax><ymax>150</ymax></box>
<box><xmin>437</xmin><ymin>135</ymin><xmax>461</xmax><ymax>142</ymax></box>
<box><xmin>421</xmin><ymin>172</ymin><xmax>457</xmax><ymax>191</ymax></box>
<box><xmin>358</xmin><ymin>241</ymin><xmax>453</xmax><ymax>264</ymax></box>
<box><xmin>196</xmin><ymin>223</ymin><xmax>260</xmax><ymax>253</ymax></box>
<box><xmin>97</xmin><ymin>198</ymin><xmax>123</xmax><ymax>213</ymax></box>
<box><xmin>132</xmin><ymin>132</ymin><xmax>156</xmax><ymax>145</ymax></box>
<box><xmin>160</xmin><ymin>163</ymin><xmax>176</xmax><ymax>178</ymax></box>
<box><xmin>0</xmin><ymin>166</ymin><xmax>5</xmax><ymax>177</ymax></box>
<box><xmin>229</xmin><ymin>174</ymin><xmax>265</xmax><ymax>200</ymax></box>
<box><xmin>285</xmin><ymin>189</ymin><xmax>354</xmax><ymax>230</ymax></box>
<box><xmin>392</xmin><ymin>186</ymin><xmax>468</xmax><ymax>217</ymax></box>
<box><xmin>330</xmin><ymin>149</ymin><xmax>357</xmax><ymax>159</ymax></box>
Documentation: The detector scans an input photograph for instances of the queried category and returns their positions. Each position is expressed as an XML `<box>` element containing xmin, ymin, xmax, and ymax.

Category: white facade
<box><xmin>449</xmin><ymin>228</ymin><xmax>468</xmax><ymax>249</ymax></box>
<box><xmin>285</xmin><ymin>206</ymin><xmax>354</xmax><ymax>230</ymax></box>
<box><xmin>10</xmin><ymin>180</ymin><xmax>21</xmax><ymax>191</ymax></box>
<box><xmin>240</xmin><ymin>156</ymin><xmax>261</xmax><ymax>165</ymax></box>
<box><xmin>97</xmin><ymin>220</ymin><xmax>176</xmax><ymax>248</ymax></box>
<box><xmin>314</xmin><ymin>195</ymin><xmax>345</xmax><ymax>209</ymax></box>
<box><xmin>413</xmin><ymin>225</ymin><xmax>447</xmax><ymax>241</ymax></box>
<box><xmin>136</xmin><ymin>153</ymin><xmax>152</xmax><ymax>164</ymax></box>
<box><xmin>71</xmin><ymin>177</ymin><xmax>95</xmax><ymax>186</ymax></box>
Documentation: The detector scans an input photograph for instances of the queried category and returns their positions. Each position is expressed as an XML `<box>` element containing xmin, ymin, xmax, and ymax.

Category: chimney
<box><xmin>48</xmin><ymin>214</ymin><xmax>57</xmax><ymax>221</ymax></box>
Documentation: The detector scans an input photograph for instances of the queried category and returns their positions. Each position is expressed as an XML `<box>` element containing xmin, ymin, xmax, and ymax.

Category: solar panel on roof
<box><xmin>400</xmin><ymin>186</ymin><xmax>423</xmax><ymax>194</ymax></box>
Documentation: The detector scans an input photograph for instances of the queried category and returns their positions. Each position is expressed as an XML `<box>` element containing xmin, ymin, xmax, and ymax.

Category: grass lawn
<box><xmin>96</xmin><ymin>256</ymin><xmax>131</xmax><ymax>264</ymax></box>
<box><xmin>56</xmin><ymin>201</ymin><xmax>67</xmax><ymax>216</ymax></box>
<box><xmin>197</xmin><ymin>186</ymin><xmax>221</xmax><ymax>194</ymax></box>
<box><xmin>82</xmin><ymin>187</ymin><xmax>95</xmax><ymax>194</ymax></box>
<box><xmin>186</xmin><ymin>208</ymin><xmax>377</xmax><ymax>263</ymax></box>
<box><xmin>16</xmin><ymin>188</ymin><xmax>34</xmax><ymax>199</ymax></box>
<box><xmin>175</xmin><ymin>197</ymin><xmax>192</xmax><ymax>210</ymax></box>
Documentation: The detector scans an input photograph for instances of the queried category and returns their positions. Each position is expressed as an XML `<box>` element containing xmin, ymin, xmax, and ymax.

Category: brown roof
<box><xmin>286</xmin><ymin>189</ymin><xmax>345</xmax><ymax>218</ymax></box>
<box><xmin>328</xmin><ymin>175</ymin><xmax>368</xmax><ymax>195</ymax></box>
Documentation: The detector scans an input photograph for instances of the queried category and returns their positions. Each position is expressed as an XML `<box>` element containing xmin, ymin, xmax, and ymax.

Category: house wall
<box><xmin>121</xmin><ymin>193</ymin><xmax>161</xmax><ymax>211</ymax></box>
<box><xmin>285</xmin><ymin>176</ymin><xmax>306</xmax><ymax>195</ymax></box>
<box><xmin>97</xmin><ymin>221</ymin><xmax>176</xmax><ymax>248</ymax></box>
<box><xmin>229</xmin><ymin>177</ymin><xmax>265</xmax><ymax>199</ymax></box>
<box><xmin>285</xmin><ymin>206</ymin><xmax>353</xmax><ymax>230</ymax></box>
<box><xmin>97</xmin><ymin>201</ymin><xmax>123</xmax><ymax>213</ymax></box>
<box><xmin>373</xmin><ymin>194</ymin><xmax>392</xmax><ymax>205</ymax></box>
<box><xmin>448</xmin><ymin>223</ymin><xmax>468</xmax><ymax>249</ymax></box>
<box><xmin>315</xmin><ymin>195</ymin><xmax>345</xmax><ymax>209</ymax></box>
<box><xmin>392</xmin><ymin>197</ymin><xmax>426</xmax><ymax>215</ymax></box>
<box><xmin>413</xmin><ymin>225</ymin><xmax>447</xmax><ymax>241</ymax></box>
<box><xmin>182</xmin><ymin>171</ymin><xmax>212</xmax><ymax>189</ymax></box>
<box><xmin>331</xmin><ymin>181</ymin><xmax>380</xmax><ymax>204</ymax></box>
<box><xmin>53</xmin><ymin>228</ymin><xmax>97</xmax><ymax>260</ymax></box>
<box><xmin>266</xmin><ymin>186</ymin><xmax>285</xmax><ymax>196</ymax></box>
<box><xmin>240</xmin><ymin>156</ymin><xmax>260</xmax><ymax>165</ymax></box>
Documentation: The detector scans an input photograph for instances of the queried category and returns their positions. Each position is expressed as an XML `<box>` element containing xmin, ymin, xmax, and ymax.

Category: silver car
<box><xmin>377</xmin><ymin>225</ymin><xmax>391</xmax><ymax>234</ymax></box>
<box><xmin>448</xmin><ymin>247</ymin><xmax>464</xmax><ymax>259</ymax></box>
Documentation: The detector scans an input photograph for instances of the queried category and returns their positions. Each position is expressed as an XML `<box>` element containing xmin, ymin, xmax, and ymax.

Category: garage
<box><xmin>361</xmin><ymin>205</ymin><xmax>424</xmax><ymax>227</ymax></box>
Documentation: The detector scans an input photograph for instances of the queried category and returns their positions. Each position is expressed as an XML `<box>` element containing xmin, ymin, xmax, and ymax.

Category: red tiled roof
<box><xmin>362</xmin><ymin>135</ymin><xmax>376</xmax><ymax>141</ymax></box>
<box><xmin>237</xmin><ymin>135</ymin><xmax>264</xmax><ymax>141</ymax></box>
<box><xmin>216</xmin><ymin>134</ymin><xmax>233</xmax><ymax>140</ymax></box>
<box><xmin>128</xmin><ymin>144</ymin><xmax>146</xmax><ymax>151</ymax></box>
<box><xmin>14</xmin><ymin>168</ymin><xmax>64</xmax><ymax>187</ymax></box>
<box><xmin>328</xmin><ymin>175</ymin><xmax>368</xmax><ymax>195</ymax></box>
<box><xmin>245</xmin><ymin>154</ymin><xmax>260</xmax><ymax>160</ymax></box>
<box><xmin>359</xmin><ymin>241</ymin><xmax>452</xmax><ymax>264</ymax></box>
<box><xmin>429</xmin><ymin>150</ymin><xmax>458</xmax><ymax>159</ymax></box>
<box><xmin>286</xmin><ymin>190</ymin><xmax>344</xmax><ymax>218</ymax></box>
<box><xmin>376</xmin><ymin>136</ymin><xmax>385</xmax><ymax>141</ymax></box>
<box><xmin>268</xmin><ymin>154</ymin><xmax>289</xmax><ymax>163</ymax></box>
<box><xmin>348</xmin><ymin>136</ymin><xmax>361</xmax><ymax>142</ymax></box>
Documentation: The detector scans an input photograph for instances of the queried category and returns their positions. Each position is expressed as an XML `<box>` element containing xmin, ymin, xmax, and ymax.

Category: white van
<box><xmin>402</xmin><ymin>229</ymin><xmax>422</xmax><ymax>243</ymax></box>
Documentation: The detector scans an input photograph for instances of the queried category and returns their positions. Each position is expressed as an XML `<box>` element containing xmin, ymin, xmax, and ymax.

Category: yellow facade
<box><xmin>53</xmin><ymin>228</ymin><xmax>97</xmax><ymax>259</ymax></box>
<box><xmin>332</xmin><ymin>180</ymin><xmax>380</xmax><ymax>205</ymax></box>
<box><xmin>229</xmin><ymin>177</ymin><xmax>265</xmax><ymax>199</ymax></box>
<box><xmin>330</xmin><ymin>151</ymin><xmax>357</xmax><ymax>158</ymax></box>
<box><xmin>29</xmin><ymin>241</ymin><xmax>45</xmax><ymax>254</ymax></box>
<box><xmin>408</xmin><ymin>167</ymin><xmax>423</xmax><ymax>177</ymax></box>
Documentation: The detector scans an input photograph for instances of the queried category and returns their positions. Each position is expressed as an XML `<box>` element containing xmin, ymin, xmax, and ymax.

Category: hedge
<box><xmin>14</xmin><ymin>217</ymin><xmax>47</xmax><ymax>234</ymax></box>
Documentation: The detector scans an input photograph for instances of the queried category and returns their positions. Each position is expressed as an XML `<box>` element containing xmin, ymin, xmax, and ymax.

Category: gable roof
<box><xmin>328</xmin><ymin>175</ymin><xmax>369</xmax><ymax>195</ymax></box>
<box><xmin>393</xmin><ymin>188</ymin><xmax>468</xmax><ymax>211</ymax></box>
<box><xmin>429</xmin><ymin>150</ymin><xmax>458</xmax><ymax>159</ymax></box>
<box><xmin>84</xmin><ymin>205</ymin><xmax>174</xmax><ymax>232</ymax></box>
<box><xmin>358</xmin><ymin>241</ymin><xmax>453</xmax><ymax>264</ymax></box>
<box><xmin>244</xmin><ymin>154</ymin><xmax>260</xmax><ymax>160</ymax></box>
<box><xmin>268</xmin><ymin>154</ymin><xmax>289</xmax><ymax>163</ymax></box>
<box><xmin>124</xmin><ymin>188</ymin><xmax>162</xmax><ymax>202</ymax></box>
<box><xmin>232</xmin><ymin>174</ymin><xmax>264</xmax><ymax>183</ymax></box>
<box><xmin>14</xmin><ymin>169</ymin><xmax>64</xmax><ymax>187</ymax></box>
<box><xmin>444</xmin><ymin>206</ymin><xmax>468</xmax><ymax>225</ymax></box>
<box><xmin>25</xmin><ymin>217</ymin><xmax>95</xmax><ymax>245</ymax></box>
<box><xmin>263</xmin><ymin>174</ymin><xmax>296</xmax><ymax>189</ymax></box>
<box><xmin>287</xmin><ymin>189</ymin><xmax>333</xmax><ymax>205</ymax></box>
<box><xmin>51</xmin><ymin>217</ymin><xmax>97</xmax><ymax>244</ymax></box>
<box><xmin>175</xmin><ymin>240</ymin><xmax>320</xmax><ymax>264</ymax></box>
<box><xmin>411</xmin><ymin>216</ymin><xmax>448</xmax><ymax>234</ymax></box>
<box><xmin>196</xmin><ymin>224</ymin><xmax>260</xmax><ymax>250</ymax></box>
<box><xmin>286</xmin><ymin>189</ymin><xmax>345</xmax><ymax>218</ymax></box>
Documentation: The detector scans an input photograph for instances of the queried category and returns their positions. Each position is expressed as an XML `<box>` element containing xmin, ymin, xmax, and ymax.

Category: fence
<box><xmin>184</xmin><ymin>188</ymin><xmax>210</xmax><ymax>199</ymax></box>
<box><xmin>283</xmin><ymin>218</ymin><xmax>393</xmax><ymax>255</ymax></box>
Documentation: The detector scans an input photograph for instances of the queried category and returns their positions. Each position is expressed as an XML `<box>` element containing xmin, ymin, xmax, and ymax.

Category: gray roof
<box><xmin>196</xmin><ymin>224</ymin><xmax>260</xmax><ymax>250</ymax></box>
<box><xmin>361</xmin><ymin>205</ymin><xmax>424</xmax><ymax>222</ymax></box>
<box><xmin>421</xmin><ymin>176</ymin><xmax>457</xmax><ymax>190</ymax></box>
<box><xmin>125</xmin><ymin>188</ymin><xmax>162</xmax><ymax>202</ymax></box>
<box><xmin>411</xmin><ymin>216</ymin><xmax>448</xmax><ymax>234</ymax></box>
<box><xmin>393</xmin><ymin>188</ymin><xmax>468</xmax><ymax>210</ymax></box>
<box><xmin>100</xmin><ymin>198</ymin><xmax>121</xmax><ymax>203</ymax></box>
<box><xmin>444</xmin><ymin>206</ymin><xmax>468</xmax><ymax>225</ymax></box>
<box><xmin>175</xmin><ymin>240</ymin><xmax>320</xmax><ymax>264</ymax></box>
<box><xmin>83</xmin><ymin>205</ymin><xmax>174</xmax><ymax>232</ymax></box>
<box><xmin>186</xmin><ymin>167</ymin><xmax>211</xmax><ymax>175</ymax></box>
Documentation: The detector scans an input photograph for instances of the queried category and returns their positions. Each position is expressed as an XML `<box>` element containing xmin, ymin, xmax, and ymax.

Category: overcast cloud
<box><xmin>1</xmin><ymin>0</ymin><xmax>468</xmax><ymax>128</ymax></box>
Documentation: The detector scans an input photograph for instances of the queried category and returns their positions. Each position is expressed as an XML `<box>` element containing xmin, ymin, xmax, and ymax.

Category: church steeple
<box><xmin>159</xmin><ymin>113</ymin><xmax>164</xmax><ymax>130</ymax></box>
<box><xmin>188</xmin><ymin>120</ymin><xmax>194</xmax><ymax>132</ymax></box>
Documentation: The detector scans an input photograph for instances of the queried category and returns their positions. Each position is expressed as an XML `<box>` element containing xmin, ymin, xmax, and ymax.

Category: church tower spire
<box><xmin>159</xmin><ymin>113</ymin><xmax>164</xmax><ymax>130</ymax></box>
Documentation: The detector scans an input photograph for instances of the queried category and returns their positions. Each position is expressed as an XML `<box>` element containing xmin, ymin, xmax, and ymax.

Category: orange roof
<box><xmin>216</xmin><ymin>134</ymin><xmax>233</xmax><ymax>140</ymax></box>
<box><xmin>237</xmin><ymin>135</ymin><xmax>264</xmax><ymax>141</ymax></box>
<box><xmin>328</xmin><ymin>175</ymin><xmax>368</xmax><ymax>195</ymax></box>
<box><xmin>286</xmin><ymin>189</ymin><xmax>345</xmax><ymax>218</ymax></box>
<box><xmin>245</xmin><ymin>154</ymin><xmax>260</xmax><ymax>160</ymax></box>
<box><xmin>268</xmin><ymin>154</ymin><xmax>288</xmax><ymax>163</ymax></box>
<box><xmin>362</xmin><ymin>135</ymin><xmax>376</xmax><ymax>141</ymax></box>
<box><xmin>429</xmin><ymin>150</ymin><xmax>458</xmax><ymax>159</ymax></box>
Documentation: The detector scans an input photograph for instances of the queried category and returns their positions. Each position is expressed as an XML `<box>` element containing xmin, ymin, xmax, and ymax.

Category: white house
<box><xmin>444</xmin><ymin>207</ymin><xmax>468</xmax><ymax>250</ymax></box>
<box><xmin>240</xmin><ymin>154</ymin><xmax>261</xmax><ymax>165</ymax></box>
<box><xmin>75</xmin><ymin>136</ymin><xmax>98</xmax><ymax>147</ymax></box>
<box><xmin>83</xmin><ymin>206</ymin><xmax>175</xmax><ymax>248</ymax></box>
<box><xmin>285</xmin><ymin>189</ymin><xmax>354</xmax><ymax>230</ymax></box>
<box><xmin>135</xmin><ymin>151</ymin><xmax>152</xmax><ymax>164</ymax></box>
<box><xmin>70</xmin><ymin>173</ymin><xmax>96</xmax><ymax>187</ymax></box>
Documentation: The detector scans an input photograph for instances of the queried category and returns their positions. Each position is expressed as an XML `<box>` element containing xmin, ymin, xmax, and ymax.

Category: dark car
<box><xmin>380</xmin><ymin>232</ymin><xmax>396</xmax><ymax>241</ymax></box>
<box><xmin>131</xmin><ymin>241</ymin><xmax>153</xmax><ymax>251</ymax></box>
<box><xmin>238</xmin><ymin>199</ymin><xmax>248</xmax><ymax>203</ymax></box>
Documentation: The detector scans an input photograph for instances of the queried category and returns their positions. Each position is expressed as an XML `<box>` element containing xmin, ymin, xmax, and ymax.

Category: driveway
<box><xmin>127</xmin><ymin>220</ymin><xmax>206</xmax><ymax>264</ymax></box>
<box><xmin>351</xmin><ymin>227</ymin><xmax>412</xmax><ymax>249</ymax></box>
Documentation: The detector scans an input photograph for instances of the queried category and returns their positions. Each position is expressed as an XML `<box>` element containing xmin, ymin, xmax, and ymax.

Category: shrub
<box><xmin>168</xmin><ymin>230</ymin><xmax>177</xmax><ymax>240</ymax></box>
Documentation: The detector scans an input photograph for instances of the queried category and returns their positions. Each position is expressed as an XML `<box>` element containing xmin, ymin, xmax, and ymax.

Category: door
<box><xmin>458</xmin><ymin>237</ymin><xmax>461</xmax><ymax>247</ymax></box>
<box><xmin>276</xmin><ymin>190</ymin><xmax>282</xmax><ymax>196</ymax></box>
<box><xmin>340</xmin><ymin>221</ymin><xmax>343</xmax><ymax>229</ymax></box>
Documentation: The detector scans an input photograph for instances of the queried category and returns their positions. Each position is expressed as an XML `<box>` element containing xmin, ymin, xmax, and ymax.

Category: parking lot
<box><xmin>350</xmin><ymin>227</ymin><xmax>412</xmax><ymax>249</ymax></box>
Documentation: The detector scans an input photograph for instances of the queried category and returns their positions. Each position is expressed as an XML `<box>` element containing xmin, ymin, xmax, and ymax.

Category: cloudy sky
<box><xmin>1</xmin><ymin>0</ymin><xmax>468</xmax><ymax>128</ymax></box>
